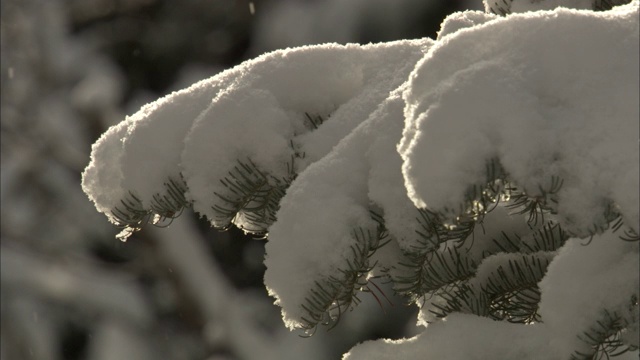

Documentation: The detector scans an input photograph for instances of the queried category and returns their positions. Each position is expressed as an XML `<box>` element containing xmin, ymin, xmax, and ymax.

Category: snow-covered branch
<box><xmin>81</xmin><ymin>1</ymin><xmax>639</xmax><ymax>358</ymax></box>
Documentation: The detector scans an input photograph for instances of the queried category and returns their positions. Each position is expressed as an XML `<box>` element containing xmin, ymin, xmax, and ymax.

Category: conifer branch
<box><xmin>429</xmin><ymin>252</ymin><xmax>553</xmax><ymax>323</ymax></box>
<box><xmin>149</xmin><ymin>177</ymin><xmax>189</xmax><ymax>217</ymax></box>
<box><xmin>489</xmin><ymin>0</ymin><xmax>512</xmax><ymax>16</ymax></box>
<box><xmin>109</xmin><ymin>177</ymin><xmax>191</xmax><ymax>240</ymax></box>
<box><xmin>572</xmin><ymin>306</ymin><xmax>639</xmax><ymax>360</ymax></box>
<box><xmin>440</xmin><ymin>158</ymin><xmax>507</xmax><ymax>226</ymax></box>
<box><xmin>110</xmin><ymin>191</ymin><xmax>150</xmax><ymax>228</ymax></box>
<box><xmin>429</xmin><ymin>284</ymin><xmax>490</xmax><ymax>319</ymax></box>
<box><xmin>504</xmin><ymin>176</ymin><xmax>563</xmax><ymax>227</ymax></box>
<box><xmin>519</xmin><ymin>222</ymin><xmax>568</xmax><ymax>253</ymax></box>
<box><xmin>299</xmin><ymin>212</ymin><xmax>388</xmax><ymax>334</ymax></box>
<box><xmin>481</xmin><ymin>252</ymin><xmax>552</xmax><ymax>323</ymax></box>
<box><xmin>393</xmin><ymin>160</ymin><xmax>508</xmax><ymax>302</ymax></box>
<box><xmin>392</xmin><ymin>208</ymin><xmax>476</xmax><ymax>301</ymax></box>
<box><xmin>304</xmin><ymin>112</ymin><xmax>327</xmax><ymax>130</ymax></box>
<box><xmin>211</xmin><ymin>158</ymin><xmax>296</xmax><ymax>235</ymax></box>
<box><xmin>618</xmin><ymin>227</ymin><xmax>639</xmax><ymax>242</ymax></box>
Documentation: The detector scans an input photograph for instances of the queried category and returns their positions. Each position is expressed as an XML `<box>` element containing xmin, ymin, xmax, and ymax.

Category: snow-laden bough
<box><xmin>83</xmin><ymin>1</ymin><xmax>639</xmax><ymax>358</ymax></box>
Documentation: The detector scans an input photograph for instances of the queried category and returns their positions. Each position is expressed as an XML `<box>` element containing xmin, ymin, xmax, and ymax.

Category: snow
<box><xmin>538</xmin><ymin>230</ymin><xmax>640</xmax><ymax>355</ymax></box>
<box><xmin>365</xmin><ymin>86</ymin><xmax>428</xmax><ymax>252</ymax></box>
<box><xmin>120</xmin><ymin>74</ymin><xmax>232</xmax><ymax>210</ymax></box>
<box><xmin>344</xmin><ymin>313</ymin><xmax>547</xmax><ymax>360</ymax></box>
<box><xmin>346</xmin><ymin>230</ymin><xmax>639</xmax><ymax>360</ymax></box>
<box><xmin>263</xmin><ymin>87</ymin><xmax>409</xmax><ymax>328</ymax></box>
<box><xmin>400</xmin><ymin>3</ymin><xmax>639</xmax><ymax>234</ymax></box>
<box><xmin>248</xmin><ymin>0</ymin><xmax>481</xmax><ymax>56</ymax></box>
<box><xmin>82</xmin><ymin>0</ymin><xmax>639</xmax><ymax>358</ymax></box>
<box><xmin>437</xmin><ymin>11</ymin><xmax>498</xmax><ymax>39</ymax></box>
<box><xmin>82</xmin><ymin>119</ymin><xmax>131</xmax><ymax>223</ymax></box>
<box><xmin>259</xmin><ymin>40</ymin><xmax>432</xmax><ymax>329</ymax></box>
<box><xmin>82</xmin><ymin>70</ymin><xmax>240</xmax><ymax>231</ymax></box>
<box><xmin>182</xmin><ymin>39</ymin><xmax>431</xmax><ymax>231</ymax></box>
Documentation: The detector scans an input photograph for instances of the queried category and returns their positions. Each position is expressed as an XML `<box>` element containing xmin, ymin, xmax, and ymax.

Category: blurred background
<box><xmin>1</xmin><ymin>0</ymin><xmax>481</xmax><ymax>359</ymax></box>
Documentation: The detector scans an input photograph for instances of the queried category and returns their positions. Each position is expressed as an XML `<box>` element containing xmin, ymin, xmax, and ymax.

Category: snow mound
<box><xmin>82</xmin><ymin>1</ymin><xmax>639</xmax><ymax>356</ymax></box>
<box><xmin>182</xmin><ymin>40</ymin><xmax>432</xmax><ymax>232</ymax></box>
<box><xmin>400</xmin><ymin>3</ymin><xmax>639</xmax><ymax>234</ymax></box>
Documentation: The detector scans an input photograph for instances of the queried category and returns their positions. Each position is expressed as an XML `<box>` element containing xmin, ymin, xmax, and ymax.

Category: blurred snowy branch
<box><xmin>149</xmin><ymin>217</ymin><xmax>329</xmax><ymax>360</ymax></box>
<box><xmin>1</xmin><ymin>245</ymin><xmax>151</xmax><ymax>326</ymax></box>
<box><xmin>1</xmin><ymin>244</ymin><xmax>154</xmax><ymax>360</ymax></box>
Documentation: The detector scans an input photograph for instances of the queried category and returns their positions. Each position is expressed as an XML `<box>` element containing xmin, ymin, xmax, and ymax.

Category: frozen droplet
<box><xmin>116</xmin><ymin>227</ymin><xmax>134</xmax><ymax>242</ymax></box>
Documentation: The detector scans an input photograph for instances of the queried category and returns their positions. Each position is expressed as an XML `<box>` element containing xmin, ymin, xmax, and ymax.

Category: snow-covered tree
<box><xmin>82</xmin><ymin>0</ymin><xmax>639</xmax><ymax>358</ymax></box>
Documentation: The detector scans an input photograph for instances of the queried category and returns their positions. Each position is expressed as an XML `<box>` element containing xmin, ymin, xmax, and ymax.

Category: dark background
<box><xmin>1</xmin><ymin>1</ymin><xmax>481</xmax><ymax>359</ymax></box>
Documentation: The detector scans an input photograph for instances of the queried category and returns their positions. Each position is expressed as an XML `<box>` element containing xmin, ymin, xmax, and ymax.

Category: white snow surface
<box><xmin>82</xmin><ymin>0</ymin><xmax>639</xmax><ymax>356</ymax></box>
<box><xmin>539</xmin><ymin>230</ymin><xmax>640</xmax><ymax>355</ymax></box>
<box><xmin>400</xmin><ymin>3</ymin><xmax>639</xmax><ymax>234</ymax></box>
<box><xmin>82</xmin><ymin>72</ymin><xmax>236</xmax><ymax>224</ymax></box>
<box><xmin>182</xmin><ymin>40</ymin><xmax>432</xmax><ymax>229</ymax></box>
<box><xmin>260</xmin><ymin>41</ymin><xmax>433</xmax><ymax>328</ymax></box>
<box><xmin>120</xmin><ymin>74</ymin><xmax>235</xmax><ymax>208</ymax></box>
<box><xmin>82</xmin><ymin>120</ymin><xmax>131</xmax><ymax>223</ymax></box>
<box><xmin>346</xmin><ymin>230</ymin><xmax>639</xmax><ymax>360</ymax></box>
<box><xmin>263</xmin><ymin>85</ymin><xmax>426</xmax><ymax>329</ymax></box>
<box><xmin>437</xmin><ymin>11</ymin><xmax>498</xmax><ymax>39</ymax></box>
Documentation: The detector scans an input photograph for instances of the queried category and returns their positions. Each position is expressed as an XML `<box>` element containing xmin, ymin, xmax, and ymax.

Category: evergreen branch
<box><xmin>482</xmin><ymin>253</ymin><xmax>552</xmax><ymax>323</ymax></box>
<box><xmin>108</xmin><ymin>176</ymin><xmax>193</xmax><ymax>240</ymax></box>
<box><xmin>391</xmin><ymin>164</ymin><xmax>571</xmax><ymax>321</ymax></box>
<box><xmin>487</xmin><ymin>0</ymin><xmax>630</xmax><ymax>15</ymax></box>
<box><xmin>491</xmin><ymin>231</ymin><xmax>522</xmax><ymax>253</ymax></box>
<box><xmin>299</xmin><ymin>212</ymin><xmax>388</xmax><ymax>333</ymax></box>
<box><xmin>149</xmin><ymin>176</ymin><xmax>190</xmax><ymax>218</ymax></box>
<box><xmin>430</xmin><ymin>252</ymin><xmax>553</xmax><ymax>323</ymax></box>
<box><xmin>304</xmin><ymin>112</ymin><xmax>327</xmax><ymax>130</ymax></box>
<box><xmin>392</xmin><ymin>208</ymin><xmax>476</xmax><ymax>301</ymax></box>
<box><xmin>576</xmin><ymin>202</ymin><xmax>622</xmax><ymax>239</ymax></box>
<box><xmin>440</xmin><ymin>158</ymin><xmax>507</xmax><ymax>226</ymax></box>
<box><xmin>429</xmin><ymin>283</ymin><xmax>490</xmax><ymax>319</ymax></box>
<box><xmin>211</xmin><ymin>158</ymin><xmax>295</xmax><ymax>235</ymax></box>
<box><xmin>504</xmin><ymin>176</ymin><xmax>563</xmax><ymax>227</ymax></box>
<box><xmin>393</xmin><ymin>159</ymin><xmax>506</xmax><ymax>301</ymax></box>
<box><xmin>619</xmin><ymin>228</ymin><xmax>639</xmax><ymax>242</ymax></box>
<box><xmin>519</xmin><ymin>222</ymin><xmax>568</xmax><ymax>253</ymax></box>
<box><xmin>420</xmin><ymin>245</ymin><xmax>477</xmax><ymax>293</ymax></box>
<box><xmin>572</xmin><ymin>307</ymin><xmax>638</xmax><ymax>360</ymax></box>
<box><xmin>489</xmin><ymin>0</ymin><xmax>512</xmax><ymax>15</ymax></box>
<box><xmin>110</xmin><ymin>191</ymin><xmax>151</xmax><ymax>228</ymax></box>
<box><xmin>503</xmin><ymin>178</ymin><xmax>623</xmax><ymax>241</ymax></box>
<box><xmin>609</xmin><ymin>216</ymin><xmax>639</xmax><ymax>242</ymax></box>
